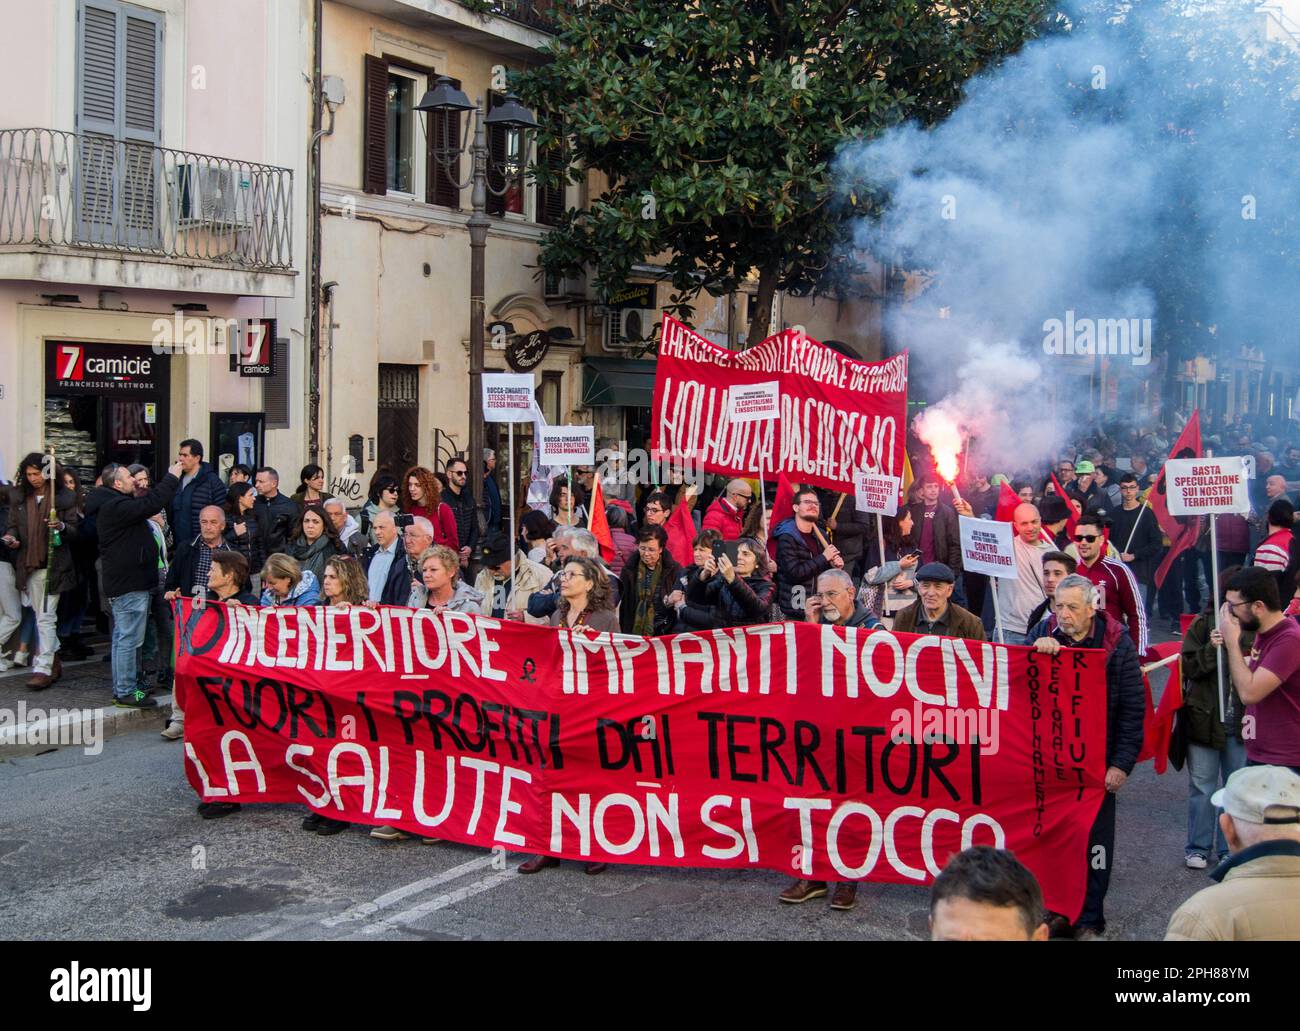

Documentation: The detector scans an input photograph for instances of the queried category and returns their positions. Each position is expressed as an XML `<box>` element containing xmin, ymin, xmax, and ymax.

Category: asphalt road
<box><xmin>0</xmin><ymin>685</ymin><xmax>1210</xmax><ymax>941</ymax></box>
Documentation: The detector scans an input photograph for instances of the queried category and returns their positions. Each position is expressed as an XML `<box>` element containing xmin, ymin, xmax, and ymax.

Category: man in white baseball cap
<box><xmin>1165</xmin><ymin>765</ymin><xmax>1300</xmax><ymax>940</ymax></box>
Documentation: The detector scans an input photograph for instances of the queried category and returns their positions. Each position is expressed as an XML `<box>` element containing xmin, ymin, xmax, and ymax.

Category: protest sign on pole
<box><xmin>175</xmin><ymin>600</ymin><xmax>1107</xmax><ymax>920</ymax></box>
<box><xmin>538</xmin><ymin>427</ymin><xmax>595</xmax><ymax>525</ymax></box>
<box><xmin>857</xmin><ymin>471</ymin><xmax>901</xmax><ymax>569</ymax></box>
<box><xmin>482</xmin><ymin>373</ymin><xmax>536</xmax><ymax>423</ymax></box>
<box><xmin>1166</xmin><ymin>453</ymin><xmax>1250</xmax><ymax>722</ymax></box>
<box><xmin>959</xmin><ymin>516</ymin><xmax>1016</xmax><ymax>643</ymax></box>
<box><xmin>483</xmin><ymin>373</ymin><xmax>536</xmax><ymax>602</ymax></box>
<box><xmin>728</xmin><ymin>381</ymin><xmax>781</xmax><ymax>514</ymax></box>
<box><xmin>652</xmin><ymin>315</ymin><xmax>907</xmax><ymax>493</ymax></box>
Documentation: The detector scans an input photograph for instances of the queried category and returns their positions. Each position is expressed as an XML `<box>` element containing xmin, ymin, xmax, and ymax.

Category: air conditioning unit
<box><xmin>606</xmin><ymin>308</ymin><xmax>658</xmax><ymax>349</ymax></box>
<box><xmin>544</xmin><ymin>268</ymin><xmax>587</xmax><ymax>300</ymax></box>
<box><xmin>175</xmin><ymin>165</ymin><xmax>251</xmax><ymax>228</ymax></box>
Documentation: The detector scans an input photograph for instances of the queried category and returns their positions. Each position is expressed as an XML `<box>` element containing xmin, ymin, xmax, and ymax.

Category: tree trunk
<box><xmin>745</xmin><ymin>263</ymin><xmax>779</xmax><ymax>348</ymax></box>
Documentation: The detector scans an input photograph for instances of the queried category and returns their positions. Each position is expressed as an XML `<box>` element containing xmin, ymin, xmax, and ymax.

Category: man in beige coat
<box><xmin>473</xmin><ymin>534</ymin><xmax>552</xmax><ymax>625</ymax></box>
<box><xmin>1165</xmin><ymin>765</ymin><xmax>1300</xmax><ymax>940</ymax></box>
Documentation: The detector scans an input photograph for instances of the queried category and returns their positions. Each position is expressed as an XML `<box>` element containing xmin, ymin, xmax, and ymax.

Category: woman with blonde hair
<box><xmin>258</xmin><ymin>553</ymin><xmax>321</xmax><ymax>606</ymax></box>
<box><xmin>416</xmin><ymin>545</ymin><xmax>484</xmax><ymax>612</ymax></box>
<box><xmin>401</xmin><ymin>465</ymin><xmax>459</xmax><ymax>548</ymax></box>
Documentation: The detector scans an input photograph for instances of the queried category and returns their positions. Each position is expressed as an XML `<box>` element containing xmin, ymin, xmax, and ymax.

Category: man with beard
<box><xmin>1215</xmin><ymin>567</ymin><xmax>1300</xmax><ymax>775</ymax></box>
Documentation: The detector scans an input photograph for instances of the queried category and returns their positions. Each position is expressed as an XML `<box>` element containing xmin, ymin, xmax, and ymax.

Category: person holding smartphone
<box><xmin>685</xmin><ymin>536</ymin><xmax>775</xmax><ymax>627</ymax></box>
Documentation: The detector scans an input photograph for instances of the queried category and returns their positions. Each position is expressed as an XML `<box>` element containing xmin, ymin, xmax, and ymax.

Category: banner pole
<box><xmin>568</xmin><ymin>465</ymin><xmax>573</xmax><ymax>526</ymax></box>
<box><xmin>990</xmin><ymin>575</ymin><xmax>1006</xmax><ymax>644</ymax></box>
<box><xmin>758</xmin><ymin>424</ymin><xmax>767</xmax><ymax>518</ymax></box>
<box><xmin>508</xmin><ymin>421</ymin><xmax>516</xmax><ymax>608</ymax></box>
<box><xmin>1208</xmin><ymin>446</ymin><xmax>1224</xmax><ymax>725</ymax></box>
<box><xmin>877</xmin><ymin>512</ymin><xmax>886</xmax><ymax>572</ymax></box>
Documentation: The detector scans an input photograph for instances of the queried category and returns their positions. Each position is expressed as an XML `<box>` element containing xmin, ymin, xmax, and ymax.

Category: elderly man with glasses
<box><xmin>701</xmin><ymin>478</ymin><xmax>754</xmax><ymax>541</ymax></box>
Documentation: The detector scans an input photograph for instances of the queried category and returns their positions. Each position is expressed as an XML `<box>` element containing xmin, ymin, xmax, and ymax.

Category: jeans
<box><xmin>140</xmin><ymin>587</ymin><xmax>174</xmax><ymax>686</ymax></box>
<box><xmin>1186</xmin><ymin>738</ymin><xmax>1246</xmax><ymax>858</ymax></box>
<box><xmin>0</xmin><ymin>561</ymin><xmax>21</xmax><ymax>654</ymax></box>
<box><xmin>108</xmin><ymin>591</ymin><xmax>151</xmax><ymax>699</ymax></box>
<box><xmin>21</xmin><ymin>569</ymin><xmax>61</xmax><ymax>674</ymax></box>
<box><xmin>999</xmin><ymin>629</ymin><xmax>1034</xmax><ymax>646</ymax></box>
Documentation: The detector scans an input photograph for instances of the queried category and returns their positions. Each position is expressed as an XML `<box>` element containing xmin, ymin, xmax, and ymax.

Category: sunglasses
<box><xmin>1073</xmin><ymin>533</ymin><xmax>1101</xmax><ymax>543</ymax></box>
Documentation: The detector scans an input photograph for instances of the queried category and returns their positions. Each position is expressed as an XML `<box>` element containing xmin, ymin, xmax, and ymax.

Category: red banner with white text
<box><xmin>650</xmin><ymin>315</ymin><xmax>908</xmax><ymax>493</ymax></box>
<box><xmin>175</xmin><ymin>601</ymin><xmax>1105</xmax><ymax>919</ymax></box>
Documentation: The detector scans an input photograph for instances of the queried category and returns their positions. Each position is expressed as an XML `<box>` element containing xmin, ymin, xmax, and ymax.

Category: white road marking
<box><xmin>361</xmin><ymin>867</ymin><xmax>518</xmax><ymax>935</ymax></box>
<box><xmin>320</xmin><ymin>854</ymin><xmax>495</xmax><ymax>927</ymax></box>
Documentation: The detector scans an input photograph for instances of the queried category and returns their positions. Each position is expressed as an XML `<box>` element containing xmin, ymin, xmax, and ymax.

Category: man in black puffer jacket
<box><xmin>1029</xmin><ymin>574</ymin><xmax>1145</xmax><ymax>940</ymax></box>
<box><xmin>84</xmin><ymin>460</ymin><xmax>182</xmax><ymax>708</ymax></box>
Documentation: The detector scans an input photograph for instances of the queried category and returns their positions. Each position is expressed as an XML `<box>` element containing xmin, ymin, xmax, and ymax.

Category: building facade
<box><xmin>0</xmin><ymin>0</ymin><xmax>307</xmax><ymax>486</ymax></box>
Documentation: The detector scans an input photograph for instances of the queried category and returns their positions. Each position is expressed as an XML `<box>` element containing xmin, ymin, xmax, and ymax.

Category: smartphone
<box><xmin>711</xmin><ymin>540</ymin><xmax>741</xmax><ymax>565</ymax></box>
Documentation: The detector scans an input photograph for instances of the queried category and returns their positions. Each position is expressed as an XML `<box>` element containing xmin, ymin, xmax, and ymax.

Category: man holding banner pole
<box><xmin>481</xmin><ymin>372</ymin><xmax>538</xmax><ymax>604</ymax></box>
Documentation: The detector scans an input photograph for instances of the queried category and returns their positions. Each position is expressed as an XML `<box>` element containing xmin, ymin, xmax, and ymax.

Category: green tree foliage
<box><xmin>516</xmin><ymin>0</ymin><xmax>1052</xmax><ymax>346</ymax></box>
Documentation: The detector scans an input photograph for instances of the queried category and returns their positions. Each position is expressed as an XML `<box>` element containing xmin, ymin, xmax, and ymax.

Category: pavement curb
<box><xmin>0</xmin><ymin>692</ymin><xmax>173</xmax><ymax>760</ymax></box>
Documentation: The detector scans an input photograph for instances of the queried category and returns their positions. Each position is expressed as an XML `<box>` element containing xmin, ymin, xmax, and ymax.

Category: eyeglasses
<box><xmin>1073</xmin><ymin>533</ymin><xmax>1101</xmax><ymax>543</ymax></box>
<box><xmin>559</xmin><ymin>570</ymin><xmax>587</xmax><ymax>581</ymax></box>
<box><xmin>1225</xmin><ymin>599</ymin><xmax>1253</xmax><ymax>612</ymax></box>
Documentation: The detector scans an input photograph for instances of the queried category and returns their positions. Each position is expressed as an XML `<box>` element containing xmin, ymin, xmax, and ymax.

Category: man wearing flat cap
<box><xmin>1165</xmin><ymin>766</ymin><xmax>1300</xmax><ymax>940</ymax></box>
<box><xmin>891</xmin><ymin>562</ymin><xmax>985</xmax><ymax>640</ymax></box>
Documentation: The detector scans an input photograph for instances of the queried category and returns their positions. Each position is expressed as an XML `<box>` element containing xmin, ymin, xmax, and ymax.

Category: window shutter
<box><xmin>264</xmin><ymin>337</ymin><xmax>291</xmax><ymax>429</ymax></box>
<box><xmin>362</xmin><ymin>54</ymin><xmax>388</xmax><ymax>195</ymax></box>
<box><xmin>536</xmin><ymin>114</ymin><xmax>565</xmax><ymax>227</ymax></box>
<box><xmin>426</xmin><ymin>76</ymin><xmax>461</xmax><ymax>209</ymax></box>
<box><xmin>76</xmin><ymin>1</ymin><xmax>121</xmax><ymax>240</ymax></box>
<box><xmin>486</xmin><ymin>91</ymin><xmax>506</xmax><ymax>217</ymax></box>
<box><xmin>120</xmin><ymin>9</ymin><xmax>161</xmax><ymax>243</ymax></box>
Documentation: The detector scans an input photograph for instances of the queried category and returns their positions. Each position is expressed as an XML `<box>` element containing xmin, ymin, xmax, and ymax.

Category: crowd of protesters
<box><xmin>4</xmin><ymin>412</ymin><xmax>1299</xmax><ymax>940</ymax></box>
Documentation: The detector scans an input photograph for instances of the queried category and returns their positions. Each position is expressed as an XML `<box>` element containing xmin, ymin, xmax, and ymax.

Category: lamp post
<box><xmin>417</xmin><ymin>77</ymin><xmax>538</xmax><ymax>506</ymax></box>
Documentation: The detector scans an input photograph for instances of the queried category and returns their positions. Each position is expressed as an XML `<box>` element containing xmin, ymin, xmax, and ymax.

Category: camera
<box><xmin>393</xmin><ymin>513</ymin><xmax>415</xmax><ymax>529</ymax></box>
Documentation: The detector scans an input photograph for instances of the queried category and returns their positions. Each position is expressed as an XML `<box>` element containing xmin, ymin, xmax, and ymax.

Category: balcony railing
<box><xmin>0</xmin><ymin>128</ymin><xmax>293</xmax><ymax>272</ymax></box>
<box><xmin>470</xmin><ymin>1</ymin><xmax>558</xmax><ymax>34</ymax></box>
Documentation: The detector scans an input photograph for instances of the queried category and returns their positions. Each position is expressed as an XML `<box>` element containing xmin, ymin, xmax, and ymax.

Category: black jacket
<box><xmin>168</xmin><ymin>534</ymin><xmax>233</xmax><ymax>596</ymax></box>
<box><xmin>618</xmin><ymin>555</ymin><xmax>682</xmax><ymax>635</ymax></box>
<box><xmin>170</xmin><ymin>462</ymin><xmax>227</xmax><ymax>544</ymax></box>
<box><xmin>906</xmin><ymin>501</ymin><xmax>963</xmax><ymax>574</ymax></box>
<box><xmin>1108</xmin><ymin>503</ymin><xmax>1163</xmax><ymax>583</ymax></box>
<box><xmin>362</xmin><ymin>542</ymin><xmax>413</xmax><ymax>606</ymax></box>
<box><xmin>820</xmin><ymin>488</ymin><xmax>871</xmax><ymax>573</ymax></box>
<box><xmin>254</xmin><ymin>491</ymin><xmax>301</xmax><ymax>554</ymax></box>
<box><xmin>1028</xmin><ymin>610</ymin><xmax>1146</xmax><ymax>774</ymax></box>
<box><xmin>223</xmin><ymin>506</ymin><xmax>268</xmax><ymax>578</ymax></box>
<box><xmin>85</xmin><ymin>474</ymin><xmax>180</xmax><ymax>598</ymax></box>
<box><xmin>443</xmin><ymin>485</ymin><xmax>481</xmax><ymax>552</ymax></box>
<box><xmin>773</xmin><ymin>517</ymin><xmax>832</xmax><ymax>618</ymax></box>
<box><xmin>686</xmin><ymin>569</ymin><xmax>775</xmax><ymax>627</ymax></box>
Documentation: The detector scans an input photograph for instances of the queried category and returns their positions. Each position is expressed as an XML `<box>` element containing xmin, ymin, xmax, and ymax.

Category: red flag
<box><xmin>1150</xmin><ymin>411</ymin><xmax>1204</xmax><ymax>588</ymax></box>
<box><xmin>1137</xmin><ymin>641</ymin><xmax>1183</xmax><ymax>773</ymax></box>
<box><xmin>994</xmin><ymin>481</ymin><xmax>1020</xmax><ymax>523</ymax></box>
<box><xmin>767</xmin><ymin>474</ymin><xmax>797</xmax><ymax>560</ymax></box>
<box><xmin>587</xmin><ymin>477</ymin><xmax>615</xmax><ymax>563</ymax></box>
<box><xmin>1049</xmin><ymin>473</ymin><xmax>1080</xmax><ymax>541</ymax></box>
<box><xmin>665</xmin><ymin>497</ymin><xmax>696</xmax><ymax>568</ymax></box>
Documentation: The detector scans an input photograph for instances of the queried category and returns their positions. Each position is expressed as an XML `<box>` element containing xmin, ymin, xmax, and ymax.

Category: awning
<box><xmin>582</xmin><ymin>357</ymin><xmax>657</xmax><ymax>408</ymax></box>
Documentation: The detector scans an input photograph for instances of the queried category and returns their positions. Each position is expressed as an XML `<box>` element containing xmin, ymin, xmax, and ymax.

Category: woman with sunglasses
<box><xmin>360</xmin><ymin>474</ymin><xmax>401</xmax><ymax>546</ymax></box>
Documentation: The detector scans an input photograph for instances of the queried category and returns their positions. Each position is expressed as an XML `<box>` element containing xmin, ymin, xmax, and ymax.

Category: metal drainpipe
<box><xmin>322</xmin><ymin>281</ymin><xmax>338</xmax><ymax>476</ymax></box>
<box><xmin>307</xmin><ymin>0</ymin><xmax>324</xmax><ymax>463</ymax></box>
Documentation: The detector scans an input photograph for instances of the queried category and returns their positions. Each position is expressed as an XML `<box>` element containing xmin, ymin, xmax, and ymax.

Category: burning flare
<box><xmin>914</xmin><ymin>406</ymin><xmax>964</xmax><ymax>485</ymax></box>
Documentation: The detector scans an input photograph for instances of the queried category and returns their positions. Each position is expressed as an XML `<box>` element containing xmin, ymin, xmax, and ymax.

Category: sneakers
<box><xmin>13</xmin><ymin>650</ymin><xmax>30</xmax><ymax>667</ymax></box>
<box><xmin>114</xmin><ymin>690</ymin><xmax>159</xmax><ymax>709</ymax></box>
<box><xmin>160</xmin><ymin>722</ymin><xmax>184</xmax><ymax>740</ymax></box>
<box><xmin>369</xmin><ymin>825</ymin><xmax>407</xmax><ymax>842</ymax></box>
<box><xmin>0</xmin><ymin>651</ymin><xmax>15</xmax><ymax>671</ymax></box>
<box><xmin>1185</xmin><ymin>853</ymin><xmax>1208</xmax><ymax>870</ymax></box>
<box><xmin>315</xmin><ymin>817</ymin><xmax>349</xmax><ymax>836</ymax></box>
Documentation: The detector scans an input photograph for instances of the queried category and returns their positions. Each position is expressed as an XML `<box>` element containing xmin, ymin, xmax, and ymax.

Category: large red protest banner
<box><xmin>650</xmin><ymin>315</ymin><xmax>908</xmax><ymax>493</ymax></box>
<box><xmin>175</xmin><ymin>601</ymin><xmax>1105</xmax><ymax>919</ymax></box>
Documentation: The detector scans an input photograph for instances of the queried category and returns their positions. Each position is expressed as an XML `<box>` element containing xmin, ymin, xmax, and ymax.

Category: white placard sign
<box><xmin>538</xmin><ymin>425</ymin><xmax>596</xmax><ymax>465</ymax></box>
<box><xmin>958</xmin><ymin>515</ymin><xmax>1016</xmax><ymax>578</ymax></box>
<box><xmin>1165</xmin><ymin>457</ymin><xmax>1251</xmax><ymax>516</ymax></box>
<box><xmin>726</xmin><ymin>381</ymin><xmax>781</xmax><ymax>423</ymax></box>
<box><xmin>482</xmin><ymin>372</ymin><xmax>536</xmax><ymax>422</ymax></box>
<box><xmin>854</xmin><ymin>471</ymin><xmax>900</xmax><ymax>516</ymax></box>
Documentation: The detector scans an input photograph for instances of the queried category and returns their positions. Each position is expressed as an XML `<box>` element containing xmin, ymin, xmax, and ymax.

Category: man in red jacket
<box><xmin>700</xmin><ymin>479</ymin><xmax>752</xmax><ymax>540</ymax></box>
<box><xmin>1072</xmin><ymin>512</ymin><xmax>1149</xmax><ymax>655</ymax></box>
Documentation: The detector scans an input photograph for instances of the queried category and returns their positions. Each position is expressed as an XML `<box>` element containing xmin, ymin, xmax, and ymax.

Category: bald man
<box><xmin>700</xmin><ymin>479</ymin><xmax>753</xmax><ymax>540</ymax></box>
<box><xmin>166</xmin><ymin>504</ymin><xmax>231</xmax><ymax>598</ymax></box>
<box><xmin>994</xmin><ymin>503</ymin><xmax>1051</xmax><ymax>645</ymax></box>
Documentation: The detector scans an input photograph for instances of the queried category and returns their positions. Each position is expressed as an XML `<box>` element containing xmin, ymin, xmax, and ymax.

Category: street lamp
<box><xmin>417</xmin><ymin>76</ymin><xmax>538</xmax><ymax>505</ymax></box>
